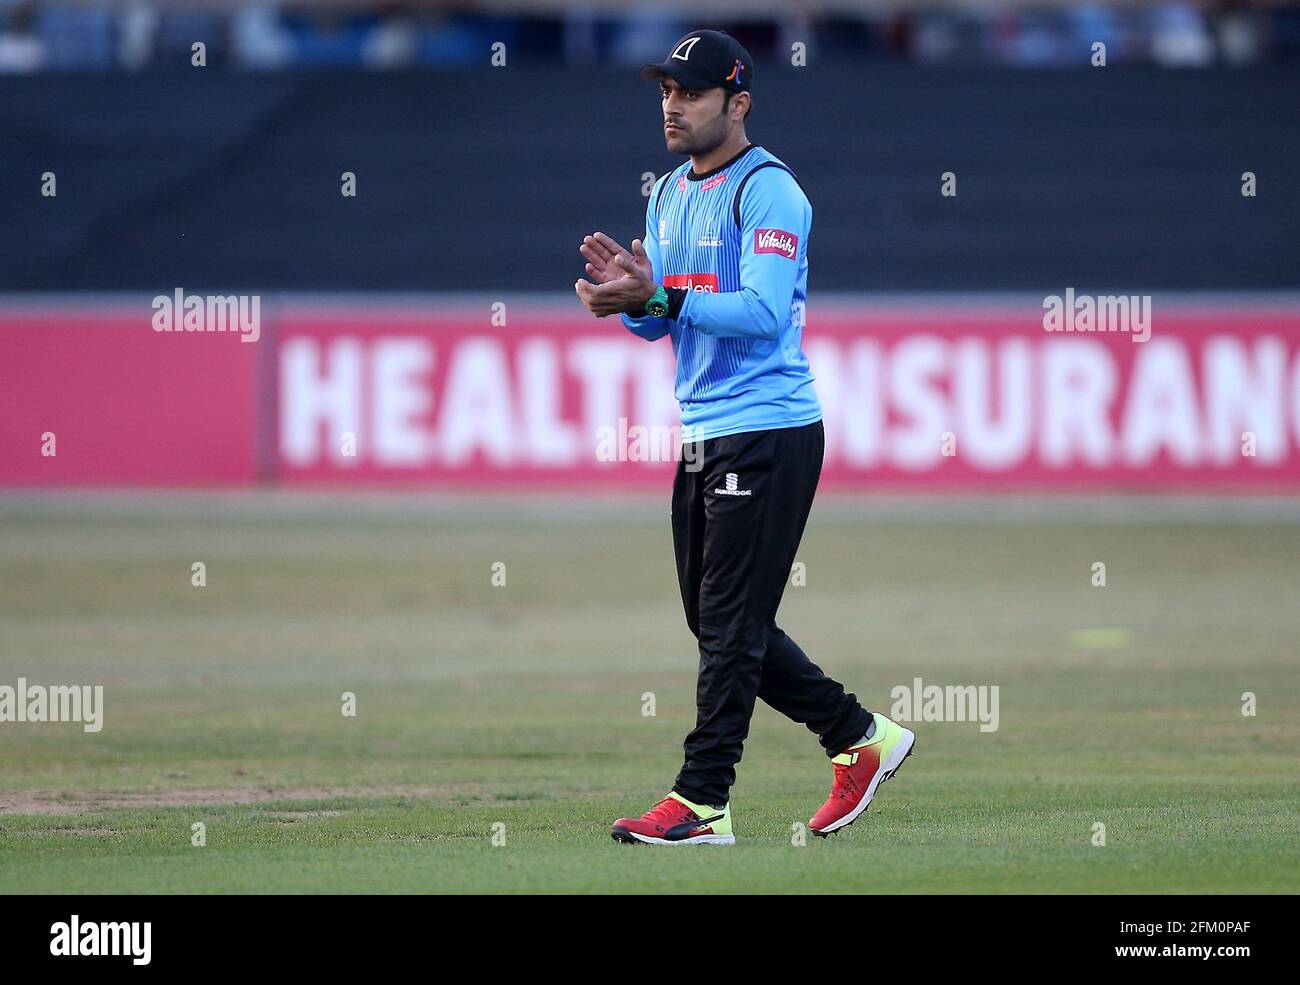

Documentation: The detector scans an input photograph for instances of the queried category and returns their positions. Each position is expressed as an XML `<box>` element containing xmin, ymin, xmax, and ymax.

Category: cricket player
<box><xmin>575</xmin><ymin>29</ymin><xmax>914</xmax><ymax>845</ymax></box>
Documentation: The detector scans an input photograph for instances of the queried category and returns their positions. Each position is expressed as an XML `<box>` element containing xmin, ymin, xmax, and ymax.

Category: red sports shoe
<box><xmin>809</xmin><ymin>714</ymin><xmax>915</xmax><ymax>837</ymax></box>
<box><xmin>611</xmin><ymin>791</ymin><xmax>735</xmax><ymax>845</ymax></box>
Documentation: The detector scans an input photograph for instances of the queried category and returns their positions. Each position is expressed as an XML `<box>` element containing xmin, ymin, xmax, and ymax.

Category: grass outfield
<box><xmin>0</xmin><ymin>498</ymin><xmax>1296</xmax><ymax>893</ymax></box>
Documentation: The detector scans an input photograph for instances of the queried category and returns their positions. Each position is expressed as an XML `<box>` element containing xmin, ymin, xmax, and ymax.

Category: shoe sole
<box><xmin>811</xmin><ymin>728</ymin><xmax>915</xmax><ymax>838</ymax></box>
<box><xmin>611</xmin><ymin>828</ymin><xmax>735</xmax><ymax>846</ymax></box>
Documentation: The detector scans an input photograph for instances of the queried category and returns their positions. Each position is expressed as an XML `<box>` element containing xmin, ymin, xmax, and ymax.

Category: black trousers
<box><xmin>670</xmin><ymin>419</ymin><xmax>874</xmax><ymax>808</ymax></box>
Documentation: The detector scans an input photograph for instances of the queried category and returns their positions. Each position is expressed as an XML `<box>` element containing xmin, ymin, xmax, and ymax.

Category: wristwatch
<box><xmin>643</xmin><ymin>285</ymin><xmax>670</xmax><ymax>318</ymax></box>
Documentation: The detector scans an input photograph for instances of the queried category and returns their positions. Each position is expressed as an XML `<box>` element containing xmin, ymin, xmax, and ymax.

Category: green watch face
<box><xmin>645</xmin><ymin>287</ymin><xmax>669</xmax><ymax>317</ymax></box>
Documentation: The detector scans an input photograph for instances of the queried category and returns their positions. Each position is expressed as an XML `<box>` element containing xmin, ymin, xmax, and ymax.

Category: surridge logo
<box><xmin>754</xmin><ymin>228</ymin><xmax>797</xmax><ymax>260</ymax></box>
<box><xmin>712</xmin><ymin>471</ymin><xmax>752</xmax><ymax>496</ymax></box>
<box><xmin>50</xmin><ymin>915</ymin><xmax>151</xmax><ymax>965</ymax></box>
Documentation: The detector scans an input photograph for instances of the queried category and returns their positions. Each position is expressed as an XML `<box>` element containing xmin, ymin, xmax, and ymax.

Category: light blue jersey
<box><xmin>621</xmin><ymin>143</ymin><xmax>822</xmax><ymax>443</ymax></box>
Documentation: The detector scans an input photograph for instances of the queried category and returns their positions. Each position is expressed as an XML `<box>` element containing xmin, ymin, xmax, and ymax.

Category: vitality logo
<box><xmin>754</xmin><ymin>228</ymin><xmax>798</xmax><ymax>260</ymax></box>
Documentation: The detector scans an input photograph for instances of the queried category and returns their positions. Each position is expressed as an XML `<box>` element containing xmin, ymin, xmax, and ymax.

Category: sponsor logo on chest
<box><xmin>663</xmin><ymin>273</ymin><xmax>719</xmax><ymax>293</ymax></box>
<box><xmin>677</xmin><ymin>169</ymin><xmax>729</xmax><ymax>196</ymax></box>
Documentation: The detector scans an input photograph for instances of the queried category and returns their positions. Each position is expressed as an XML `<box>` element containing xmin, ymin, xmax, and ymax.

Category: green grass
<box><xmin>0</xmin><ymin>500</ymin><xmax>1297</xmax><ymax>893</ymax></box>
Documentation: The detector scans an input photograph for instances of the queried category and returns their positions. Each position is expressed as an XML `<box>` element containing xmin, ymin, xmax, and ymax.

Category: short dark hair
<box><xmin>722</xmin><ymin>89</ymin><xmax>752</xmax><ymax>122</ymax></box>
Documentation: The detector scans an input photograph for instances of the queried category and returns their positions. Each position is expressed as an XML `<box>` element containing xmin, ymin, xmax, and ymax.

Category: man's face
<box><xmin>660</xmin><ymin>78</ymin><xmax>734</xmax><ymax>155</ymax></box>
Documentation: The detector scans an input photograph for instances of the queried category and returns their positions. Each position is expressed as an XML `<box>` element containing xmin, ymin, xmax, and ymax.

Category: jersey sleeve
<box><xmin>674</xmin><ymin>167</ymin><xmax>810</xmax><ymax>341</ymax></box>
<box><xmin>620</xmin><ymin>173</ymin><xmax>672</xmax><ymax>342</ymax></box>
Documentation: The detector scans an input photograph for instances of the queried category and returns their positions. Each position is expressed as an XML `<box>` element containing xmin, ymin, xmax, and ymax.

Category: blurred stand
<box><xmin>0</xmin><ymin>0</ymin><xmax>1293</xmax><ymax>73</ymax></box>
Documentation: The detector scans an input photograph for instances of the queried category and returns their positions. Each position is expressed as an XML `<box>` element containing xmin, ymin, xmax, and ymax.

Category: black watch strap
<box><xmin>664</xmin><ymin>287</ymin><xmax>688</xmax><ymax>320</ymax></box>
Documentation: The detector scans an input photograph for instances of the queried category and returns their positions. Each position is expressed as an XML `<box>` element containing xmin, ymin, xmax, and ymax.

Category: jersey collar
<box><xmin>687</xmin><ymin>143</ymin><xmax>759</xmax><ymax>181</ymax></box>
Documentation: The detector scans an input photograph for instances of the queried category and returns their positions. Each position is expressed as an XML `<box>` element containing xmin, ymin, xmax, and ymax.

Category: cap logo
<box><xmin>671</xmin><ymin>36</ymin><xmax>702</xmax><ymax>61</ymax></box>
<box><xmin>725</xmin><ymin>59</ymin><xmax>744</xmax><ymax>84</ymax></box>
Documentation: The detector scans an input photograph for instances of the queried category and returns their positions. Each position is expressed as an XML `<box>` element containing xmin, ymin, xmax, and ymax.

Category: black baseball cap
<box><xmin>639</xmin><ymin>30</ymin><xmax>752</xmax><ymax>93</ymax></box>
